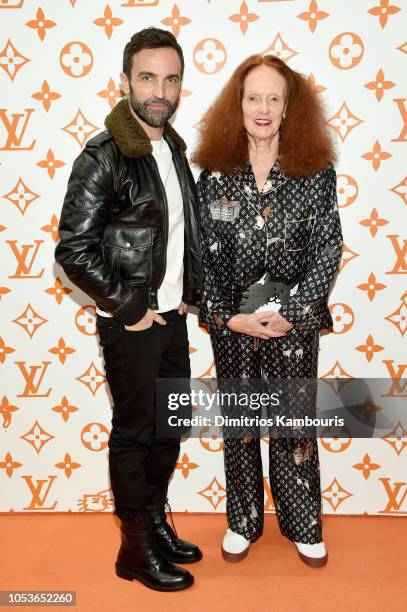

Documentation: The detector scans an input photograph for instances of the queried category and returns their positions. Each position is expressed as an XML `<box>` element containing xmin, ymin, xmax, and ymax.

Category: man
<box><xmin>55</xmin><ymin>28</ymin><xmax>202</xmax><ymax>592</ymax></box>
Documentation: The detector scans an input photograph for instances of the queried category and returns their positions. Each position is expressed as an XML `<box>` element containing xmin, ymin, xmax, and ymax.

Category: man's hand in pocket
<box><xmin>124</xmin><ymin>309</ymin><xmax>166</xmax><ymax>331</ymax></box>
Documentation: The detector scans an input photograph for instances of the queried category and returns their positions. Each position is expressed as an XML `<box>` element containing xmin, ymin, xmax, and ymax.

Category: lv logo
<box><xmin>391</xmin><ymin>99</ymin><xmax>407</xmax><ymax>143</ymax></box>
<box><xmin>0</xmin><ymin>109</ymin><xmax>36</xmax><ymax>150</ymax></box>
<box><xmin>15</xmin><ymin>361</ymin><xmax>52</xmax><ymax>398</ymax></box>
<box><xmin>0</xmin><ymin>0</ymin><xmax>25</xmax><ymax>7</ymax></box>
<box><xmin>22</xmin><ymin>475</ymin><xmax>58</xmax><ymax>510</ymax></box>
<box><xmin>382</xmin><ymin>360</ymin><xmax>407</xmax><ymax>397</ymax></box>
<box><xmin>379</xmin><ymin>478</ymin><xmax>407</xmax><ymax>515</ymax></box>
<box><xmin>7</xmin><ymin>240</ymin><xmax>44</xmax><ymax>279</ymax></box>
<box><xmin>386</xmin><ymin>235</ymin><xmax>407</xmax><ymax>275</ymax></box>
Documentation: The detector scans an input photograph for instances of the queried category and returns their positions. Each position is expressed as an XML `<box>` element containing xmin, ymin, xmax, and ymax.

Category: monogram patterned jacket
<box><xmin>197</xmin><ymin>161</ymin><xmax>343</xmax><ymax>336</ymax></box>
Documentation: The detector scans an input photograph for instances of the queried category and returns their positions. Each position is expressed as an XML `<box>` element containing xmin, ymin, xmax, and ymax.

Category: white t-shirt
<box><xmin>96</xmin><ymin>136</ymin><xmax>184</xmax><ymax>318</ymax></box>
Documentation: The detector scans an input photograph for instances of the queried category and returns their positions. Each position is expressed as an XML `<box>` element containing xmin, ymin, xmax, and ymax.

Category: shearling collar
<box><xmin>104</xmin><ymin>98</ymin><xmax>187</xmax><ymax>159</ymax></box>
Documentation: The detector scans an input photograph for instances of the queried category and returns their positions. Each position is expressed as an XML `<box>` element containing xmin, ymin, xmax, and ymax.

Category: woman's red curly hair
<box><xmin>192</xmin><ymin>54</ymin><xmax>337</xmax><ymax>177</ymax></box>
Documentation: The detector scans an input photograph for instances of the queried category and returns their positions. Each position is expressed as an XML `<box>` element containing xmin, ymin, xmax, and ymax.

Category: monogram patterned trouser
<box><xmin>210</xmin><ymin>327</ymin><xmax>323</xmax><ymax>544</ymax></box>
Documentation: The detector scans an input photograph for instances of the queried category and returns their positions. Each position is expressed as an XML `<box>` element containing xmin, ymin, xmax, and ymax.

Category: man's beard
<box><xmin>129</xmin><ymin>88</ymin><xmax>178</xmax><ymax>128</ymax></box>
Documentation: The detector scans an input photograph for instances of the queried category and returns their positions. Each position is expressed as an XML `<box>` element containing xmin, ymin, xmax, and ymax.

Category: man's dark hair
<box><xmin>123</xmin><ymin>27</ymin><xmax>184</xmax><ymax>79</ymax></box>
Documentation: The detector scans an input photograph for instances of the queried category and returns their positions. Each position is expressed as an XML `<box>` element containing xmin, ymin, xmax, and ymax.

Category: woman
<box><xmin>192</xmin><ymin>55</ymin><xmax>343</xmax><ymax>567</ymax></box>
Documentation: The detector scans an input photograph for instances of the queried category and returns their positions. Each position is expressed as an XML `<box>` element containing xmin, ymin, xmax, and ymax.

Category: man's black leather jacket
<box><xmin>55</xmin><ymin>99</ymin><xmax>201</xmax><ymax>325</ymax></box>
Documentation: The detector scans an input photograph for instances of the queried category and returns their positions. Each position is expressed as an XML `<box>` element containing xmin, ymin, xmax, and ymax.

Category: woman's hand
<box><xmin>261</xmin><ymin>311</ymin><xmax>293</xmax><ymax>334</ymax></box>
<box><xmin>124</xmin><ymin>308</ymin><xmax>166</xmax><ymax>332</ymax></box>
<box><xmin>227</xmin><ymin>311</ymin><xmax>291</xmax><ymax>339</ymax></box>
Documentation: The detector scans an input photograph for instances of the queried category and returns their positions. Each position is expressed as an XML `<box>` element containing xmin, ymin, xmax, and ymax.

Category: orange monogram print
<box><xmin>0</xmin><ymin>0</ymin><xmax>405</xmax><ymax>517</ymax></box>
<box><xmin>0</xmin><ymin>108</ymin><xmax>35</xmax><ymax>150</ymax></box>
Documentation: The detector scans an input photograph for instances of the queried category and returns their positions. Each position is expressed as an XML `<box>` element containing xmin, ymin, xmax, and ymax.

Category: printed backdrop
<box><xmin>0</xmin><ymin>0</ymin><xmax>406</xmax><ymax>516</ymax></box>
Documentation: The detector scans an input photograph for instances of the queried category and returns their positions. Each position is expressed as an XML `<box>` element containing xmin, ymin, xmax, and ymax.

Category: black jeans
<box><xmin>96</xmin><ymin>310</ymin><xmax>190</xmax><ymax>520</ymax></box>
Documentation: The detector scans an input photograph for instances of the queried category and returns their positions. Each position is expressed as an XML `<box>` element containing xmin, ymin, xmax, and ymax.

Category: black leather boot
<box><xmin>115</xmin><ymin>513</ymin><xmax>194</xmax><ymax>591</ymax></box>
<box><xmin>146</xmin><ymin>489</ymin><xmax>203</xmax><ymax>564</ymax></box>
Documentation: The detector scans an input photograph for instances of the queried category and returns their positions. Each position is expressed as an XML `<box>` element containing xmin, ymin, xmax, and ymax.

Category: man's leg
<box><xmin>96</xmin><ymin>314</ymin><xmax>194</xmax><ymax>590</ymax></box>
<box><xmin>144</xmin><ymin>310</ymin><xmax>202</xmax><ymax>564</ymax></box>
<box><xmin>97</xmin><ymin>314</ymin><xmax>160</xmax><ymax>518</ymax></box>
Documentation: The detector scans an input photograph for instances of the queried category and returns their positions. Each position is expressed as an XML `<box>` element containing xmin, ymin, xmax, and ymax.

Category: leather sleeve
<box><xmin>54</xmin><ymin>144</ymin><xmax>148</xmax><ymax>325</ymax></box>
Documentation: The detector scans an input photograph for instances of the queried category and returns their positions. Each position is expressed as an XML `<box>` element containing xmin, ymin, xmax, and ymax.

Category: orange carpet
<box><xmin>0</xmin><ymin>513</ymin><xmax>405</xmax><ymax>611</ymax></box>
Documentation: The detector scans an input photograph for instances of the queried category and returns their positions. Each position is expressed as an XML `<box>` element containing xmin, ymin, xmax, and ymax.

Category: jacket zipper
<box><xmin>150</xmin><ymin>155</ymin><xmax>168</xmax><ymax>288</ymax></box>
<box><xmin>177</xmin><ymin>152</ymin><xmax>193</xmax><ymax>299</ymax></box>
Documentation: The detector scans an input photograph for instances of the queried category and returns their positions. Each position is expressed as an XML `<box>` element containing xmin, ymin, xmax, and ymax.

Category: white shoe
<box><xmin>221</xmin><ymin>529</ymin><xmax>250</xmax><ymax>562</ymax></box>
<box><xmin>294</xmin><ymin>541</ymin><xmax>328</xmax><ymax>567</ymax></box>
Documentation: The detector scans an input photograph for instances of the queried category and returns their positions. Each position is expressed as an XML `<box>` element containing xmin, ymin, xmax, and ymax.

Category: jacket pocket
<box><xmin>103</xmin><ymin>225</ymin><xmax>153</xmax><ymax>285</ymax></box>
<box><xmin>283</xmin><ymin>213</ymin><xmax>316</xmax><ymax>252</ymax></box>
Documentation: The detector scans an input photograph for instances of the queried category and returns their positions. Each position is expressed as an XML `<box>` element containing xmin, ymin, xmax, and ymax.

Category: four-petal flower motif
<box><xmin>368</xmin><ymin>0</ymin><xmax>400</xmax><ymax>29</ymax></box>
<box><xmin>193</xmin><ymin>38</ymin><xmax>227</xmax><ymax>74</ymax></box>
<box><xmin>320</xmin><ymin>434</ymin><xmax>351</xmax><ymax>453</ymax></box>
<box><xmin>329</xmin><ymin>303</ymin><xmax>355</xmax><ymax>334</ymax></box>
<box><xmin>36</xmin><ymin>149</ymin><xmax>65</xmax><ymax>179</ymax></box>
<box><xmin>199</xmin><ymin>425</ymin><xmax>224</xmax><ymax>452</ymax></box>
<box><xmin>75</xmin><ymin>306</ymin><xmax>97</xmax><ymax>336</ymax></box>
<box><xmin>390</xmin><ymin>176</ymin><xmax>407</xmax><ymax>206</ymax></box>
<box><xmin>20</xmin><ymin>420</ymin><xmax>54</xmax><ymax>454</ymax></box>
<box><xmin>298</xmin><ymin>0</ymin><xmax>329</xmax><ymax>33</ymax></box>
<box><xmin>359</xmin><ymin>208</ymin><xmax>389</xmax><ymax>238</ymax></box>
<box><xmin>76</xmin><ymin>362</ymin><xmax>106</xmax><ymax>396</ymax></box>
<box><xmin>62</xmin><ymin>109</ymin><xmax>99</xmax><ymax>148</ymax></box>
<box><xmin>322</xmin><ymin>478</ymin><xmax>353</xmax><ymax>511</ymax></box>
<box><xmin>382</xmin><ymin>423</ymin><xmax>407</xmax><ymax>456</ymax></box>
<box><xmin>0</xmin><ymin>452</ymin><xmax>22</xmax><ymax>478</ymax></box>
<box><xmin>48</xmin><ymin>337</ymin><xmax>76</xmax><ymax>364</ymax></box>
<box><xmin>93</xmin><ymin>4</ymin><xmax>123</xmax><ymax>39</ymax></box>
<box><xmin>339</xmin><ymin>243</ymin><xmax>359</xmax><ymax>273</ymax></box>
<box><xmin>357</xmin><ymin>272</ymin><xmax>386</xmax><ymax>302</ymax></box>
<box><xmin>198</xmin><ymin>476</ymin><xmax>226</xmax><ymax>510</ymax></box>
<box><xmin>81</xmin><ymin>423</ymin><xmax>109</xmax><ymax>451</ymax></box>
<box><xmin>353</xmin><ymin>453</ymin><xmax>381</xmax><ymax>480</ymax></box>
<box><xmin>1</xmin><ymin>396</ymin><xmax>19</xmax><ymax>430</ymax></box>
<box><xmin>364</xmin><ymin>68</ymin><xmax>395</xmax><ymax>102</ymax></box>
<box><xmin>31</xmin><ymin>80</ymin><xmax>61</xmax><ymax>112</ymax></box>
<box><xmin>385</xmin><ymin>292</ymin><xmax>407</xmax><ymax>337</ymax></box>
<box><xmin>41</xmin><ymin>214</ymin><xmax>60</xmax><ymax>243</ymax></box>
<box><xmin>52</xmin><ymin>396</ymin><xmax>79</xmax><ymax>423</ymax></box>
<box><xmin>161</xmin><ymin>3</ymin><xmax>191</xmax><ymax>38</ymax></box>
<box><xmin>0</xmin><ymin>337</ymin><xmax>15</xmax><ymax>365</ymax></box>
<box><xmin>263</xmin><ymin>33</ymin><xmax>298</xmax><ymax>62</ymax></box>
<box><xmin>336</xmin><ymin>174</ymin><xmax>358</xmax><ymax>208</ymax></box>
<box><xmin>329</xmin><ymin>33</ymin><xmax>364</xmax><ymax>69</ymax></box>
<box><xmin>55</xmin><ymin>452</ymin><xmax>81</xmax><ymax>478</ymax></box>
<box><xmin>13</xmin><ymin>304</ymin><xmax>48</xmax><ymax>339</ymax></box>
<box><xmin>3</xmin><ymin>178</ymin><xmax>40</xmax><ymax>215</ymax></box>
<box><xmin>45</xmin><ymin>278</ymin><xmax>72</xmax><ymax>306</ymax></box>
<box><xmin>361</xmin><ymin>140</ymin><xmax>392</xmax><ymax>172</ymax></box>
<box><xmin>175</xmin><ymin>452</ymin><xmax>199</xmax><ymax>479</ymax></box>
<box><xmin>97</xmin><ymin>78</ymin><xmax>124</xmax><ymax>109</ymax></box>
<box><xmin>327</xmin><ymin>101</ymin><xmax>364</xmax><ymax>142</ymax></box>
<box><xmin>355</xmin><ymin>334</ymin><xmax>384</xmax><ymax>363</ymax></box>
<box><xmin>0</xmin><ymin>39</ymin><xmax>30</xmax><ymax>81</ymax></box>
<box><xmin>60</xmin><ymin>42</ymin><xmax>93</xmax><ymax>78</ymax></box>
<box><xmin>26</xmin><ymin>7</ymin><xmax>56</xmax><ymax>42</ymax></box>
<box><xmin>229</xmin><ymin>1</ymin><xmax>260</xmax><ymax>35</ymax></box>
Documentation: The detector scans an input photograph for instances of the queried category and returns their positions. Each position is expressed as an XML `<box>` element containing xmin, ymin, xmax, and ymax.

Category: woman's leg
<box><xmin>211</xmin><ymin>329</ymin><xmax>264</xmax><ymax>542</ymax></box>
<box><xmin>260</xmin><ymin>330</ymin><xmax>323</xmax><ymax>544</ymax></box>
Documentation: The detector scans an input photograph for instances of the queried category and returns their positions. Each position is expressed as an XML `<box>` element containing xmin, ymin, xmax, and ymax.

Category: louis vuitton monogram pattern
<box><xmin>0</xmin><ymin>0</ymin><xmax>405</xmax><ymax>516</ymax></box>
